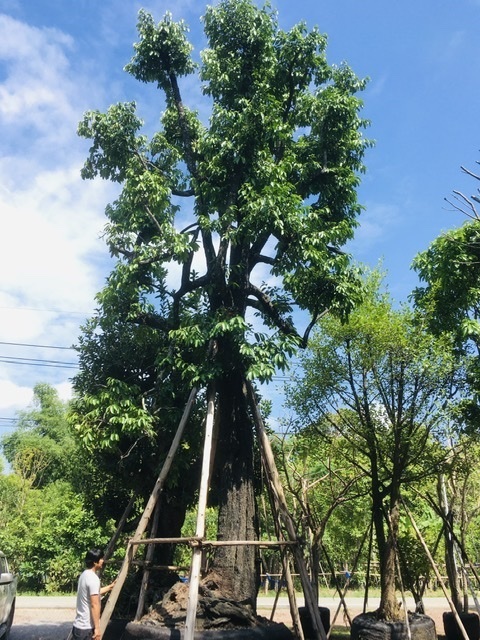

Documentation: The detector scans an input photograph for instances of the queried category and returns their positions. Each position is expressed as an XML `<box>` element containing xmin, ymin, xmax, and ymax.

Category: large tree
<box><xmin>286</xmin><ymin>275</ymin><xmax>458</xmax><ymax>620</ymax></box>
<box><xmin>74</xmin><ymin>0</ymin><xmax>369</xmax><ymax>606</ymax></box>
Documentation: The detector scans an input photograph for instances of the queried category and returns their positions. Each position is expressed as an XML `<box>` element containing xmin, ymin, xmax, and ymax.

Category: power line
<box><xmin>0</xmin><ymin>356</ymin><xmax>77</xmax><ymax>369</ymax></box>
<box><xmin>0</xmin><ymin>341</ymin><xmax>75</xmax><ymax>351</ymax></box>
<box><xmin>0</xmin><ymin>355</ymin><xmax>76</xmax><ymax>366</ymax></box>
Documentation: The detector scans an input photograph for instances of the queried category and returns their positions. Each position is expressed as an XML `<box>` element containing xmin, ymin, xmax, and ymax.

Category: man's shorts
<box><xmin>71</xmin><ymin>626</ymin><xmax>94</xmax><ymax>640</ymax></box>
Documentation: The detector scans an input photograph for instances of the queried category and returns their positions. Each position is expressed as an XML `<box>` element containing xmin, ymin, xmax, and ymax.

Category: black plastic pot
<box><xmin>103</xmin><ymin>618</ymin><xmax>130</xmax><ymax>640</ymax></box>
<box><xmin>443</xmin><ymin>611</ymin><xmax>480</xmax><ymax>640</ymax></box>
<box><xmin>298</xmin><ymin>606</ymin><xmax>330</xmax><ymax>639</ymax></box>
<box><xmin>350</xmin><ymin>612</ymin><xmax>436</xmax><ymax>640</ymax></box>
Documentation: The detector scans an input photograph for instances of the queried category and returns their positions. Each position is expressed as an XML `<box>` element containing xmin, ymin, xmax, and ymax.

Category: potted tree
<box><xmin>437</xmin><ymin>445</ymin><xmax>480</xmax><ymax>640</ymax></box>
<box><xmin>287</xmin><ymin>274</ymin><xmax>458</xmax><ymax>639</ymax></box>
<box><xmin>275</xmin><ymin>427</ymin><xmax>368</xmax><ymax>637</ymax></box>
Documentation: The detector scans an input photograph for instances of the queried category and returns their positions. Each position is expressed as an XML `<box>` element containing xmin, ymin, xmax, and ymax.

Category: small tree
<box><xmin>276</xmin><ymin>426</ymin><xmax>369</xmax><ymax>598</ymax></box>
<box><xmin>286</xmin><ymin>274</ymin><xmax>458</xmax><ymax>620</ymax></box>
<box><xmin>2</xmin><ymin>383</ymin><xmax>75</xmax><ymax>488</ymax></box>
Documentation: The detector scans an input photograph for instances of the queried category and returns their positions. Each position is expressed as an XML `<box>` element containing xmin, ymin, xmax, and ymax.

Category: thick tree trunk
<box><xmin>210</xmin><ymin>372</ymin><xmax>259</xmax><ymax>609</ymax></box>
<box><xmin>154</xmin><ymin>491</ymin><xmax>189</xmax><ymax>566</ymax></box>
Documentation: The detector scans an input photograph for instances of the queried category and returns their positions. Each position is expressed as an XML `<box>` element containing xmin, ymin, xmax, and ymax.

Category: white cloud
<box><xmin>0</xmin><ymin>14</ymin><xmax>77</xmax><ymax>145</ymax></box>
<box><xmin>55</xmin><ymin>380</ymin><xmax>74</xmax><ymax>402</ymax></box>
<box><xmin>0</xmin><ymin>14</ymin><xmax>114</xmax><ymax>404</ymax></box>
<box><xmin>0</xmin><ymin>378</ymin><xmax>32</xmax><ymax>411</ymax></box>
<box><xmin>0</xmin><ymin>166</ymin><xmax>111</xmax><ymax>313</ymax></box>
<box><xmin>348</xmin><ymin>202</ymin><xmax>401</xmax><ymax>258</ymax></box>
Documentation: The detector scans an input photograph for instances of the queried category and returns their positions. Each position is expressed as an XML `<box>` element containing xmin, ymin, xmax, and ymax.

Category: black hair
<box><xmin>85</xmin><ymin>548</ymin><xmax>104</xmax><ymax>569</ymax></box>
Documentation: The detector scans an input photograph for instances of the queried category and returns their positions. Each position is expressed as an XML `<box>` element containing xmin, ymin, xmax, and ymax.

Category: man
<box><xmin>71</xmin><ymin>548</ymin><xmax>116</xmax><ymax>640</ymax></box>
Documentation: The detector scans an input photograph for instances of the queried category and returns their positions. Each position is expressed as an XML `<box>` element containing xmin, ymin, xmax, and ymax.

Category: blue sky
<box><xmin>0</xmin><ymin>0</ymin><xmax>479</xmax><ymax>437</ymax></box>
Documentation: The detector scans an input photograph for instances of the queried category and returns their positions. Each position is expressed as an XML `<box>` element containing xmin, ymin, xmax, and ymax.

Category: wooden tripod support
<box><xmin>100</xmin><ymin>381</ymin><xmax>326</xmax><ymax>640</ymax></box>
<box><xmin>99</xmin><ymin>387</ymin><xmax>198</xmax><ymax>634</ymax></box>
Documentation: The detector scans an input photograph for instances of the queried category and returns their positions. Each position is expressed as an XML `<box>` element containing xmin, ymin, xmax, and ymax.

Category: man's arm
<box><xmin>100</xmin><ymin>580</ymin><xmax>116</xmax><ymax>596</ymax></box>
<box><xmin>90</xmin><ymin>594</ymin><xmax>101</xmax><ymax>639</ymax></box>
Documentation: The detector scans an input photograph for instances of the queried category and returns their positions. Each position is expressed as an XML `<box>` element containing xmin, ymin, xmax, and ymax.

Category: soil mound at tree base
<box><xmin>351</xmin><ymin>612</ymin><xmax>436</xmax><ymax>640</ymax></box>
<box><xmin>122</xmin><ymin>621</ymin><xmax>294</xmax><ymax>639</ymax></box>
<box><xmin>124</xmin><ymin>573</ymin><xmax>293</xmax><ymax>639</ymax></box>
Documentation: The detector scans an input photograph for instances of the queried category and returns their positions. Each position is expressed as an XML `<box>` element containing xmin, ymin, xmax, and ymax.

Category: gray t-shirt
<box><xmin>73</xmin><ymin>569</ymin><xmax>100</xmax><ymax>630</ymax></box>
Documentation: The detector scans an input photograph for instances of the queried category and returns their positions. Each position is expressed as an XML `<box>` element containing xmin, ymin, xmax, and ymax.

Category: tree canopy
<box><xmin>412</xmin><ymin>161</ymin><xmax>480</xmax><ymax>428</ymax></box>
<box><xmin>0</xmin><ymin>384</ymin><xmax>114</xmax><ymax>593</ymax></box>
<box><xmin>2</xmin><ymin>383</ymin><xmax>76</xmax><ymax>488</ymax></box>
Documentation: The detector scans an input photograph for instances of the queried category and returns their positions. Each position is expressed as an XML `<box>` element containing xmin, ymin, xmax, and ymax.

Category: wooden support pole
<box><xmin>268</xmin><ymin>566</ymin><xmax>286</xmax><ymax>622</ymax></box>
<box><xmin>247</xmin><ymin>380</ymin><xmax>326</xmax><ymax>640</ymax></box>
<box><xmin>100</xmin><ymin>387</ymin><xmax>198</xmax><ymax>635</ymax></box>
<box><xmin>135</xmin><ymin>501</ymin><xmax>161</xmax><ymax>620</ymax></box>
<box><xmin>327</xmin><ymin>523</ymin><xmax>370</xmax><ymax>637</ymax></box>
<box><xmin>322</xmin><ymin>545</ymin><xmax>352</xmax><ymax>627</ymax></box>
<box><xmin>184</xmin><ymin>385</ymin><xmax>216</xmax><ymax>640</ymax></box>
<box><xmin>103</xmin><ymin>494</ymin><xmax>136</xmax><ymax>567</ymax></box>
<box><xmin>267</xmin><ymin>481</ymin><xmax>303</xmax><ymax>639</ymax></box>
<box><xmin>403</xmin><ymin>500</ymin><xmax>471</xmax><ymax>640</ymax></box>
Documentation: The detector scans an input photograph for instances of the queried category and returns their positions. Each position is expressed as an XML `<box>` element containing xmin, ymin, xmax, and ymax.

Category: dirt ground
<box><xmin>9</xmin><ymin>597</ymin><xmax>452</xmax><ymax>639</ymax></box>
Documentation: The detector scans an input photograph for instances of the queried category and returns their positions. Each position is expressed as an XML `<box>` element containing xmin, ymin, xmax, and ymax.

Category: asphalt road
<box><xmin>10</xmin><ymin>596</ymin><xmax>75</xmax><ymax>640</ymax></box>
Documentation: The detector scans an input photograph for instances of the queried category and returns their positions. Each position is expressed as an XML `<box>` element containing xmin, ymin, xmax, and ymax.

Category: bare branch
<box><xmin>461</xmin><ymin>165</ymin><xmax>480</xmax><ymax>182</ymax></box>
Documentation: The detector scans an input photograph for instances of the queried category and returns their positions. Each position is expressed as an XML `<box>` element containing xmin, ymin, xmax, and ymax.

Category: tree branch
<box><xmin>246</xmin><ymin>284</ymin><xmax>298</xmax><ymax>337</ymax></box>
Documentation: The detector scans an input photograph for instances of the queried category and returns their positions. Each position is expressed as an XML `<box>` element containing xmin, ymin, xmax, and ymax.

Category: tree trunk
<box><xmin>154</xmin><ymin>491</ymin><xmax>189</xmax><ymax>567</ymax></box>
<box><xmin>438</xmin><ymin>474</ymin><xmax>463</xmax><ymax>613</ymax></box>
<box><xmin>210</xmin><ymin>372</ymin><xmax>259</xmax><ymax>609</ymax></box>
<box><xmin>378</xmin><ymin>497</ymin><xmax>401</xmax><ymax>621</ymax></box>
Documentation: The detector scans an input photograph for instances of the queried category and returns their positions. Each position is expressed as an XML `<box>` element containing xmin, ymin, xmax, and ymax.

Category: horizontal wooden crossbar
<box><xmin>129</xmin><ymin>537</ymin><xmax>298</xmax><ymax>548</ymax></box>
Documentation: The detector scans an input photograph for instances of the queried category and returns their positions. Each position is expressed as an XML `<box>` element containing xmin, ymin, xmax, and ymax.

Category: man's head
<box><xmin>85</xmin><ymin>548</ymin><xmax>105</xmax><ymax>569</ymax></box>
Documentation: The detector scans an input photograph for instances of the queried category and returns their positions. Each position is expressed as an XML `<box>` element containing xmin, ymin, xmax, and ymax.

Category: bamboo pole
<box><xmin>403</xmin><ymin>500</ymin><xmax>470</xmax><ymax>640</ymax></box>
<box><xmin>266</xmin><ymin>474</ymin><xmax>304</xmax><ymax>639</ymax></box>
<box><xmin>327</xmin><ymin>524</ymin><xmax>370</xmax><ymax>636</ymax></box>
<box><xmin>184</xmin><ymin>385</ymin><xmax>216</xmax><ymax>640</ymax></box>
<box><xmin>268</xmin><ymin>566</ymin><xmax>286</xmax><ymax>622</ymax></box>
<box><xmin>135</xmin><ymin>501</ymin><xmax>161</xmax><ymax>620</ymax></box>
<box><xmin>103</xmin><ymin>494</ymin><xmax>136</xmax><ymax>566</ymax></box>
<box><xmin>322</xmin><ymin>545</ymin><xmax>352</xmax><ymax>627</ymax></box>
<box><xmin>100</xmin><ymin>387</ymin><xmax>198</xmax><ymax>634</ymax></box>
<box><xmin>247</xmin><ymin>380</ymin><xmax>326</xmax><ymax>640</ymax></box>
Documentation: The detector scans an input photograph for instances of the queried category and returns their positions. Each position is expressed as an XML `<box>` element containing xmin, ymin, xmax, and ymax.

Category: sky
<box><xmin>0</xmin><ymin>0</ymin><xmax>479</xmax><ymax>441</ymax></box>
